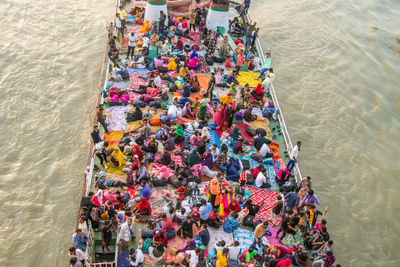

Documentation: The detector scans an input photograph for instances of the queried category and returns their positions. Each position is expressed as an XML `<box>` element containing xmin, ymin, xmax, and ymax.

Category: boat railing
<box><xmin>229</xmin><ymin>0</ymin><xmax>303</xmax><ymax>183</ymax></box>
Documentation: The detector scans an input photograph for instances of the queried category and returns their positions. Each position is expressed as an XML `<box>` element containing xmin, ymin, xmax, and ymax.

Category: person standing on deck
<box><xmin>108</xmin><ymin>48</ymin><xmax>120</xmax><ymax>68</ymax></box>
<box><xmin>127</xmin><ymin>32</ymin><xmax>138</xmax><ymax>59</ymax></box>
<box><xmin>106</xmin><ymin>22</ymin><xmax>115</xmax><ymax>40</ymax></box>
<box><xmin>116</xmin><ymin>217</ymin><xmax>135</xmax><ymax>251</ymax></box>
<box><xmin>159</xmin><ymin>11</ymin><xmax>167</xmax><ymax>33</ymax></box>
<box><xmin>96</xmin><ymin>104</ymin><xmax>109</xmax><ymax>134</ymax></box>
<box><xmin>118</xmin><ymin>6</ymin><xmax>127</xmax><ymax>29</ymax></box>
<box><xmin>115</xmin><ymin>14</ymin><xmax>124</xmax><ymax>40</ymax></box>
<box><xmin>257</xmin><ymin>49</ymin><xmax>272</xmax><ymax>80</ymax></box>
<box><xmin>262</xmin><ymin>68</ymin><xmax>275</xmax><ymax>90</ymax></box>
<box><xmin>207</xmin><ymin>72</ymin><xmax>216</xmax><ymax>102</ymax></box>
<box><xmin>240</xmin><ymin>0</ymin><xmax>251</xmax><ymax>17</ymax></box>
<box><xmin>287</xmin><ymin>141</ymin><xmax>301</xmax><ymax>172</ymax></box>
<box><xmin>189</xmin><ymin>8</ymin><xmax>196</xmax><ymax>33</ymax></box>
<box><xmin>72</xmin><ymin>229</ymin><xmax>89</xmax><ymax>252</ymax></box>
<box><xmin>198</xmin><ymin>16</ymin><xmax>206</xmax><ymax>46</ymax></box>
<box><xmin>246</xmin><ymin>21</ymin><xmax>256</xmax><ymax>48</ymax></box>
<box><xmin>236</xmin><ymin>50</ymin><xmax>245</xmax><ymax>74</ymax></box>
<box><xmin>91</xmin><ymin>125</ymin><xmax>102</xmax><ymax>144</ymax></box>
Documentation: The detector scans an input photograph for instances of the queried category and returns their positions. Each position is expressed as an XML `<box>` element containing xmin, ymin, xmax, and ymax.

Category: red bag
<box><xmin>225</xmin><ymin>58</ymin><xmax>232</xmax><ymax>68</ymax></box>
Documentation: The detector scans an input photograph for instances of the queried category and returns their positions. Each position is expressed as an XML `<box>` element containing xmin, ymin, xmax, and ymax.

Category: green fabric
<box><xmin>229</xmin><ymin>127</ymin><xmax>240</xmax><ymax>140</ymax></box>
<box><xmin>198</xmin><ymin>105</ymin><xmax>207</xmax><ymax>120</ymax></box>
<box><xmin>229</xmin><ymin>83</ymin><xmax>237</xmax><ymax>96</ymax></box>
<box><xmin>264</xmin><ymin>56</ymin><xmax>272</xmax><ymax>69</ymax></box>
<box><xmin>188</xmin><ymin>149</ymin><xmax>201</xmax><ymax>166</ymax></box>
<box><xmin>245</xmin><ymin>249</ymin><xmax>257</xmax><ymax>262</ymax></box>
<box><xmin>174</xmin><ymin>124</ymin><xmax>184</xmax><ymax>138</ymax></box>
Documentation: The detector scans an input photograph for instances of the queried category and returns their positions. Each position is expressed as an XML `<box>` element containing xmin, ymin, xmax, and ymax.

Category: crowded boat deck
<box><xmin>68</xmin><ymin>0</ymin><xmax>339</xmax><ymax>266</ymax></box>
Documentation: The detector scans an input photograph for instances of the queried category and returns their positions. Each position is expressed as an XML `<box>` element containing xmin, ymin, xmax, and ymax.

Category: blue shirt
<box><xmin>141</xmin><ymin>184</ymin><xmax>151</xmax><ymax>200</ymax></box>
<box><xmin>72</xmin><ymin>232</ymin><xmax>88</xmax><ymax>252</ymax></box>
<box><xmin>285</xmin><ymin>191</ymin><xmax>300</xmax><ymax>209</ymax></box>
<box><xmin>200</xmin><ymin>203</ymin><xmax>213</xmax><ymax>221</ymax></box>
<box><xmin>226</xmin><ymin>73</ymin><xmax>238</xmax><ymax>84</ymax></box>
<box><xmin>199</xmin><ymin>229</ymin><xmax>210</xmax><ymax>246</ymax></box>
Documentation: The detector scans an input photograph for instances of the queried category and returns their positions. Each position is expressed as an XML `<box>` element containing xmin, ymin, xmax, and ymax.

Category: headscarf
<box><xmin>210</xmin><ymin>178</ymin><xmax>220</xmax><ymax>195</ymax></box>
<box><xmin>168</xmin><ymin>57</ymin><xmax>177</xmax><ymax>71</ymax></box>
<box><xmin>138</xmin><ymin>197</ymin><xmax>152</xmax><ymax>215</ymax></box>
<box><xmin>190</xmin><ymin>49</ymin><xmax>198</xmax><ymax>59</ymax></box>
<box><xmin>174</xmin><ymin>124</ymin><xmax>184</xmax><ymax>138</ymax></box>
<box><xmin>255</xmin><ymin>83</ymin><xmax>264</xmax><ymax>95</ymax></box>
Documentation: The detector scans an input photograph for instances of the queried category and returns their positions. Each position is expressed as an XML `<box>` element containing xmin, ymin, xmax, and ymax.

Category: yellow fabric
<box><xmin>140</xmin><ymin>20</ymin><xmax>150</xmax><ymax>33</ymax></box>
<box><xmin>249</xmin><ymin>120</ymin><xmax>271</xmax><ymax>136</ymax></box>
<box><xmin>228</xmin><ymin>71</ymin><xmax>260</xmax><ymax>87</ymax></box>
<box><xmin>104</xmin><ymin>131</ymin><xmax>124</xmax><ymax>149</ymax></box>
<box><xmin>220</xmin><ymin>95</ymin><xmax>233</xmax><ymax>105</ymax></box>
<box><xmin>111</xmin><ymin>148</ymin><xmax>126</xmax><ymax>167</ymax></box>
<box><xmin>216</xmin><ymin>251</ymin><xmax>228</xmax><ymax>267</ymax></box>
<box><xmin>168</xmin><ymin>58</ymin><xmax>177</xmax><ymax>71</ymax></box>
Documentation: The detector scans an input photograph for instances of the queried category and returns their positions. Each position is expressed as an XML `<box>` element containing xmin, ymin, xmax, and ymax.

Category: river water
<box><xmin>0</xmin><ymin>0</ymin><xmax>399</xmax><ymax>266</ymax></box>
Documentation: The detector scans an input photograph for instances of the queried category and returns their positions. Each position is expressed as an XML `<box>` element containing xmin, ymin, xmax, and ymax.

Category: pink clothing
<box><xmin>161</xmin><ymin>215</ymin><xmax>174</xmax><ymax>231</ymax></box>
<box><xmin>188</xmin><ymin>57</ymin><xmax>198</xmax><ymax>68</ymax></box>
<box><xmin>237</xmin><ymin>53</ymin><xmax>245</xmax><ymax>67</ymax></box>
<box><xmin>215</xmin><ymin>72</ymin><xmax>223</xmax><ymax>84</ymax></box>
<box><xmin>154</xmin><ymin>58</ymin><xmax>164</xmax><ymax>68</ymax></box>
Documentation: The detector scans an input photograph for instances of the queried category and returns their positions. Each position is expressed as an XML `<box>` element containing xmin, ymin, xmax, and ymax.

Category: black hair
<box><xmin>327</xmin><ymin>251</ymin><xmax>333</xmax><ymax>256</ymax></box>
<box><xmin>222</xmin><ymin>248</ymin><xmax>229</xmax><ymax>254</ymax></box>
<box><xmin>277</xmin><ymin>195</ymin><xmax>282</xmax><ymax>200</ymax></box>
<box><xmin>328</xmin><ymin>240</ymin><xmax>333</xmax><ymax>245</ymax></box>
<box><xmin>297</xmin><ymin>140</ymin><xmax>301</xmax><ymax>145</ymax></box>
<box><xmin>321</xmin><ymin>219</ymin><xmax>327</xmax><ymax>224</ymax></box>
<box><xmin>69</xmin><ymin>247</ymin><xmax>76</xmax><ymax>252</ymax></box>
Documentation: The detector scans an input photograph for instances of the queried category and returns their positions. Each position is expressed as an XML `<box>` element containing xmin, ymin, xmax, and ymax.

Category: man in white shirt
<box><xmin>127</xmin><ymin>32</ymin><xmax>138</xmax><ymax>59</ymax></box>
<box><xmin>287</xmin><ymin>141</ymin><xmax>301</xmax><ymax>172</ymax></box>
<box><xmin>127</xmin><ymin>248</ymin><xmax>144</xmax><ymax>266</ymax></box>
<box><xmin>259</xmin><ymin>143</ymin><xmax>273</xmax><ymax>158</ymax></box>
<box><xmin>255</xmin><ymin>168</ymin><xmax>269</xmax><ymax>188</ymax></box>
<box><xmin>262</xmin><ymin>68</ymin><xmax>275</xmax><ymax>90</ymax></box>
<box><xmin>189</xmin><ymin>248</ymin><xmax>201</xmax><ymax>267</ymax></box>
<box><xmin>68</xmin><ymin>247</ymin><xmax>89</xmax><ymax>266</ymax></box>
<box><xmin>117</xmin><ymin>217</ymin><xmax>134</xmax><ymax>251</ymax></box>
<box><xmin>227</xmin><ymin>241</ymin><xmax>241</xmax><ymax>266</ymax></box>
<box><xmin>115</xmin><ymin>14</ymin><xmax>124</xmax><ymax>40</ymax></box>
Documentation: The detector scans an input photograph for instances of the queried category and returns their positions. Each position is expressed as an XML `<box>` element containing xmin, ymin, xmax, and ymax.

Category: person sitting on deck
<box><xmin>133</xmin><ymin>196</ymin><xmax>152</xmax><ymax>216</ymax></box>
<box><xmin>178</xmin><ymin>215</ymin><xmax>198</xmax><ymax>239</ymax></box>
<box><xmin>139</xmin><ymin>180</ymin><xmax>152</xmax><ymax>200</ymax></box>
<box><xmin>72</xmin><ymin>229</ymin><xmax>88</xmax><ymax>252</ymax></box>
<box><xmin>255</xmin><ymin>168</ymin><xmax>270</xmax><ymax>188</ymax></box>
<box><xmin>127</xmin><ymin>248</ymin><xmax>144</xmax><ymax>267</ymax></box>
<box><xmin>233</xmin><ymin>137</ymin><xmax>251</xmax><ymax>155</ymax></box>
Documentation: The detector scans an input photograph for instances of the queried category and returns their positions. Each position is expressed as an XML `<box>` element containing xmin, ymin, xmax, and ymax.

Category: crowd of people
<box><xmin>68</xmin><ymin>1</ymin><xmax>340</xmax><ymax>267</ymax></box>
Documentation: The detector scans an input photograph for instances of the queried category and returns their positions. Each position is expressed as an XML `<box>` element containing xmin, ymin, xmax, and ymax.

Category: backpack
<box><xmin>241</xmin><ymin>159</ymin><xmax>250</xmax><ymax>170</ymax></box>
<box><xmin>153</xmin><ymin>178</ymin><xmax>168</xmax><ymax>187</ymax></box>
<box><xmin>245</xmin><ymin>126</ymin><xmax>257</xmax><ymax>137</ymax></box>
<box><xmin>243</xmin><ymin>215</ymin><xmax>254</xmax><ymax>227</ymax></box>
<box><xmin>223</xmin><ymin>216</ymin><xmax>238</xmax><ymax>233</ymax></box>
<box><xmin>141</xmin><ymin>230</ymin><xmax>156</xmax><ymax>239</ymax></box>
<box><xmin>205</xmin><ymin>56</ymin><xmax>214</xmax><ymax>66</ymax></box>
<box><xmin>166</xmin><ymin>228</ymin><xmax>176</xmax><ymax>239</ymax></box>
<box><xmin>120</xmin><ymin>69</ymin><xmax>130</xmax><ymax>80</ymax></box>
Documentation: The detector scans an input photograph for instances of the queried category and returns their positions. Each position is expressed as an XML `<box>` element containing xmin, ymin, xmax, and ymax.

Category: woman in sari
<box><xmin>174</xmin><ymin>124</ymin><xmax>185</xmax><ymax>145</ymax></box>
<box><xmin>182</xmin><ymin>102</ymin><xmax>196</xmax><ymax>120</ymax></box>
<box><xmin>190</xmin><ymin>75</ymin><xmax>201</xmax><ymax>92</ymax></box>
<box><xmin>110</xmin><ymin>147</ymin><xmax>126</xmax><ymax>167</ymax></box>
<box><xmin>209</xmin><ymin>178</ymin><xmax>221</xmax><ymax>209</ymax></box>
<box><xmin>212</xmin><ymin>104</ymin><xmax>227</xmax><ymax>129</ymax></box>
<box><xmin>167</xmin><ymin>57</ymin><xmax>177</xmax><ymax>71</ymax></box>
<box><xmin>197</xmin><ymin>93</ymin><xmax>210</xmax><ymax>121</ymax></box>
<box><xmin>252</xmin><ymin>83</ymin><xmax>264</xmax><ymax>101</ymax></box>
<box><xmin>133</xmin><ymin>196</ymin><xmax>152</xmax><ymax>216</ymax></box>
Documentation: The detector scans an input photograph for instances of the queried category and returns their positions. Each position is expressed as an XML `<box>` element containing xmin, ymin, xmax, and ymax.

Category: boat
<box><xmin>70</xmin><ymin>0</ymin><xmax>311</xmax><ymax>266</ymax></box>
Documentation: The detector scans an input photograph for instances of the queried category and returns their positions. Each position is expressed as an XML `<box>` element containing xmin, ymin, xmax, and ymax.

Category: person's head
<box><xmin>310</xmin><ymin>204</ymin><xmax>316</xmax><ymax>211</ymax></box>
<box><xmin>306</xmin><ymin>176</ymin><xmax>311</xmax><ymax>181</ymax></box>
<box><xmin>200</xmin><ymin>223</ymin><xmax>207</xmax><ymax>231</ymax></box>
<box><xmin>262</xmin><ymin>221</ymin><xmax>269</xmax><ymax>227</ymax></box>
<box><xmin>218</xmin><ymin>240</ymin><xmax>226</xmax><ymax>247</ymax></box>
<box><xmin>160</xmin><ymin>10</ymin><xmax>164</xmax><ymax>15</ymax></box>
<box><xmin>70</xmin><ymin>257</ymin><xmax>77</xmax><ymax>265</ymax></box>
<box><xmin>308</xmin><ymin>189</ymin><xmax>314</xmax><ymax>196</ymax></box>
<box><xmin>269</xmin><ymin>68</ymin><xmax>273</xmax><ymax>73</ymax></box>
<box><xmin>326</xmin><ymin>250</ymin><xmax>333</xmax><ymax>257</ymax></box>
<box><xmin>232</xmin><ymin>213</ymin><xmax>238</xmax><ymax>219</ymax></box>
<box><xmin>328</xmin><ymin>240</ymin><xmax>333</xmax><ymax>246</ymax></box>
<box><xmin>321</xmin><ymin>219</ymin><xmax>327</xmax><ymax>226</ymax></box>
<box><xmin>186</xmin><ymin>215</ymin><xmax>192</xmax><ymax>222</ymax></box>
<box><xmin>130</xmin><ymin>248</ymin><xmax>137</xmax><ymax>256</ymax></box>
<box><xmin>110</xmin><ymin>22</ymin><xmax>113</xmax><ymax>26</ymax></box>
<box><xmin>222</xmin><ymin>247</ymin><xmax>229</xmax><ymax>256</ymax></box>
<box><xmin>69</xmin><ymin>247</ymin><xmax>76</xmax><ymax>255</ymax></box>
<box><xmin>119</xmin><ymin>5</ymin><xmax>123</xmax><ymax>10</ymax></box>
<box><xmin>88</xmin><ymin>191</ymin><xmax>94</xmax><ymax>198</ymax></box>
<box><xmin>140</xmin><ymin>180</ymin><xmax>146</xmax><ymax>187</ymax></box>
<box><xmin>321</xmin><ymin>226</ymin><xmax>327</xmax><ymax>233</ymax></box>
<box><xmin>93</xmin><ymin>125</ymin><xmax>99</xmax><ymax>132</ymax></box>
<box><xmin>287</xmin><ymin>209</ymin><xmax>294</xmax><ymax>217</ymax></box>
<box><xmin>76</xmin><ymin>229</ymin><xmax>83</xmax><ymax>237</ymax></box>
<box><xmin>297</xmin><ymin>140</ymin><xmax>301</xmax><ymax>148</ymax></box>
<box><xmin>277</xmin><ymin>195</ymin><xmax>282</xmax><ymax>201</ymax></box>
<box><xmin>127</xmin><ymin>217</ymin><xmax>133</xmax><ymax>226</ymax></box>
